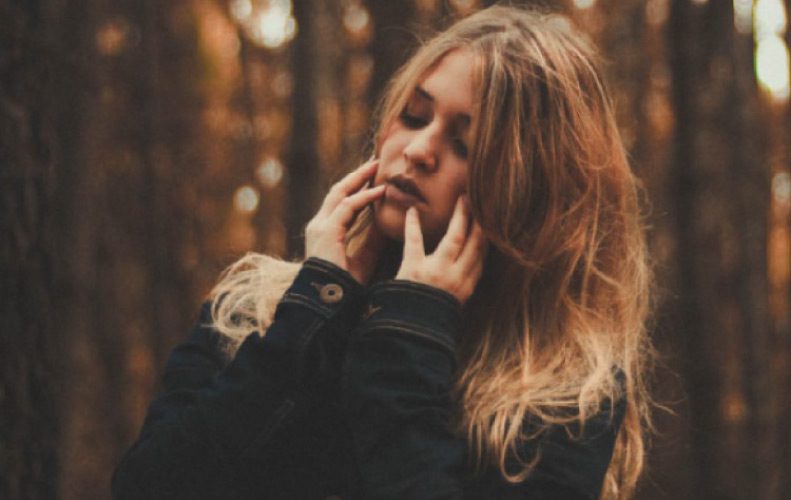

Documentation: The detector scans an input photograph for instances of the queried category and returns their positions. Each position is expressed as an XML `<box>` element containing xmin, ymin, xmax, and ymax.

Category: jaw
<box><xmin>372</xmin><ymin>199</ymin><xmax>406</xmax><ymax>242</ymax></box>
<box><xmin>372</xmin><ymin>200</ymin><xmax>444</xmax><ymax>254</ymax></box>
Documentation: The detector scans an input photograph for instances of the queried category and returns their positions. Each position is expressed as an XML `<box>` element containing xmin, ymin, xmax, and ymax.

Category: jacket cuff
<box><xmin>265</xmin><ymin>257</ymin><xmax>366</xmax><ymax>350</ymax></box>
<box><xmin>360</xmin><ymin>280</ymin><xmax>462</xmax><ymax>354</ymax></box>
<box><xmin>284</xmin><ymin>256</ymin><xmax>364</xmax><ymax>311</ymax></box>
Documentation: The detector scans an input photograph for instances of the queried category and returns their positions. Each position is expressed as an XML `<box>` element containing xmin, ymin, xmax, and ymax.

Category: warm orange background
<box><xmin>2</xmin><ymin>1</ymin><xmax>790</xmax><ymax>499</ymax></box>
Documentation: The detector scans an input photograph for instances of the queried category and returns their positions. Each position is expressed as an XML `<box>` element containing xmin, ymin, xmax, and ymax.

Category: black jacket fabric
<box><xmin>112</xmin><ymin>257</ymin><xmax>625</xmax><ymax>499</ymax></box>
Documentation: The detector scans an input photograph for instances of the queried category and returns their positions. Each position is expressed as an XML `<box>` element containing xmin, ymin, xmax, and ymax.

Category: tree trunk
<box><xmin>592</xmin><ymin>1</ymin><xmax>698</xmax><ymax>497</ymax></box>
<box><xmin>53</xmin><ymin>0</ymin><xmax>205</xmax><ymax>497</ymax></box>
<box><xmin>285</xmin><ymin>0</ymin><xmax>321</xmax><ymax>259</ymax></box>
<box><xmin>670</xmin><ymin>1</ymin><xmax>774</xmax><ymax>498</ymax></box>
<box><xmin>0</xmin><ymin>1</ymin><xmax>61</xmax><ymax>497</ymax></box>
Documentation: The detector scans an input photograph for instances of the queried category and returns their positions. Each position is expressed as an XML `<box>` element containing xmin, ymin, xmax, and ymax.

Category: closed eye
<box><xmin>399</xmin><ymin>110</ymin><xmax>428</xmax><ymax>129</ymax></box>
<box><xmin>399</xmin><ymin>108</ymin><xmax>468</xmax><ymax>159</ymax></box>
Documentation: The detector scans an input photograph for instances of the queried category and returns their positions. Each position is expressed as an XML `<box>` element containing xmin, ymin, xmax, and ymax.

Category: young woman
<box><xmin>113</xmin><ymin>5</ymin><xmax>654</xmax><ymax>500</ymax></box>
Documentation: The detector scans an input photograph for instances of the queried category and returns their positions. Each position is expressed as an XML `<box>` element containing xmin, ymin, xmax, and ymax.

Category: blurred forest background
<box><xmin>1</xmin><ymin>0</ymin><xmax>790</xmax><ymax>498</ymax></box>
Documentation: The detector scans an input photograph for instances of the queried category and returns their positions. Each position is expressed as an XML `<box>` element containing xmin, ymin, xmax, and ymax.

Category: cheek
<box><xmin>426</xmin><ymin>183</ymin><xmax>466</xmax><ymax>235</ymax></box>
<box><xmin>438</xmin><ymin>175</ymin><xmax>468</xmax><ymax>220</ymax></box>
<box><xmin>379</xmin><ymin>126</ymin><xmax>410</xmax><ymax>159</ymax></box>
<box><xmin>448</xmin><ymin>172</ymin><xmax>468</xmax><ymax>205</ymax></box>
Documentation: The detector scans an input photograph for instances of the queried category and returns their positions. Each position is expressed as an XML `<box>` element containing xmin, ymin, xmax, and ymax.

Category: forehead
<box><xmin>416</xmin><ymin>49</ymin><xmax>478</xmax><ymax>111</ymax></box>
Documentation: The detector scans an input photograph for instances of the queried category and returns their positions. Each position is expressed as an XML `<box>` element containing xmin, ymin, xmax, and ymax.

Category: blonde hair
<box><xmin>208</xmin><ymin>6</ymin><xmax>655</xmax><ymax>499</ymax></box>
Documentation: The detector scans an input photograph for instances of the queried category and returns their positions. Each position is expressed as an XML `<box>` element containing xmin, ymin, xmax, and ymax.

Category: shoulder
<box><xmin>159</xmin><ymin>302</ymin><xmax>234</xmax><ymax>391</ymax></box>
<box><xmin>468</xmin><ymin>392</ymin><xmax>625</xmax><ymax>499</ymax></box>
<box><xmin>520</xmin><ymin>377</ymin><xmax>627</xmax><ymax>497</ymax></box>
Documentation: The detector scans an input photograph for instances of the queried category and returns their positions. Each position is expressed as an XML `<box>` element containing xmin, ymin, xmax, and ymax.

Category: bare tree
<box><xmin>670</xmin><ymin>1</ymin><xmax>775</xmax><ymax>498</ymax></box>
<box><xmin>0</xmin><ymin>0</ymin><xmax>61</xmax><ymax>497</ymax></box>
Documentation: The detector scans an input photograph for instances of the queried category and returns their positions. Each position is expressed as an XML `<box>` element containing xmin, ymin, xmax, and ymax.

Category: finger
<box><xmin>328</xmin><ymin>184</ymin><xmax>386</xmax><ymax>228</ymax></box>
<box><xmin>456</xmin><ymin>217</ymin><xmax>488</xmax><ymax>272</ymax></box>
<box><xmin>319</xmin><ymin>160</ymin><xmax>378</xmax><ymax>216</ymax></box>
<box><xmin>402</xmin><ymin>206</ymin><xmax>426</xmax><ymax>263</ymax></box>
<box><xmin>434</xmin><ymin>196</ymin><xmax>469</xmax><ymax>261</ymax></box>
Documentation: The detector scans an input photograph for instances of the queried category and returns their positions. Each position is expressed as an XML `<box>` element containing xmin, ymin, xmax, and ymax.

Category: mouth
<box><xmin>387</xmin><ymin>175</ymin><xmax>426</xmax><ymax>203</ymax></box>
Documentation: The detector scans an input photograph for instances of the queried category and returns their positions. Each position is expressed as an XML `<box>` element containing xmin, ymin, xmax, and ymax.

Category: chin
<box><xmin>373</xmin><ymin>202</ymin><xmax>406</xmax><ymax>242</ymax></box>
<box><xmin>373</xmin><ymin>201</ymin><xmax>444</xmax><ymax>250</ymax></box>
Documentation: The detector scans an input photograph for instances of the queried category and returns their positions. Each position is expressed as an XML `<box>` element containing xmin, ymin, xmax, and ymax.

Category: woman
<box><xmin>113</xmin><ymin>5</ymin><xmax>654</xmax><ymax>500</ymax></box>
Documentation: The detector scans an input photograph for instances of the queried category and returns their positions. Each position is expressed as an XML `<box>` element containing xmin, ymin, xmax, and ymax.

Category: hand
<box><xmin>305</xmin><ymin>159</ymin><xmax>386</xmax><ymax>285</ymax></box>
<box><xmin>395</xmin><ymin>195</ymin><xmax>488</xmax><ymax>305</ymax></box>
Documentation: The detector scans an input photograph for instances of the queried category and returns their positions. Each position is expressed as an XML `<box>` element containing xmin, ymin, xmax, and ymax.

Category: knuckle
<box><xmin>328</xmin><ymin>184</ymin><xmax>343</xmax><ymax>198</ymax></box>
<box><xmin>426</xmin><ymin>270</ymin><xmax>442</xmax><ymax>284</ymax></box>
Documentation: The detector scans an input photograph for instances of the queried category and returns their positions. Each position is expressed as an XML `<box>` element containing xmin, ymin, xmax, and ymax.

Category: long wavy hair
<box><xmin>208</xmin><ymin>6</ymin><xmax>655</xmax><ymax>499</ymax></box>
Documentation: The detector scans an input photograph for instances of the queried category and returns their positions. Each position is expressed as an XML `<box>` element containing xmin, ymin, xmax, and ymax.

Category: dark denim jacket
<box><xmin>112</xmin><ymin>258</ymin><xmax>625</xmax><ymax>499</ymax></box>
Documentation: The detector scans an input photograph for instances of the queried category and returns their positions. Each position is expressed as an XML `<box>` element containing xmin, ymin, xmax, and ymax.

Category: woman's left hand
<box><xmin>395</xmin><ymin>195</ymin><xmax>488</xmax><ymax>305</ymax></box>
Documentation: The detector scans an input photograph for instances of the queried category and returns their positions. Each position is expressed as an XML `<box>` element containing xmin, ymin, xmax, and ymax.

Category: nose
<box><xmin>403</xmin><ymin>126</ymin><xmax>438</xmax><ymax>173</ymax></box>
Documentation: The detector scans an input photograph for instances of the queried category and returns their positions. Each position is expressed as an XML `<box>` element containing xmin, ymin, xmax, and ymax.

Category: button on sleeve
<box><xmin>317</xmin><ymin>283</ymin><xmax>344</xmax><ymax>304</ymax></box>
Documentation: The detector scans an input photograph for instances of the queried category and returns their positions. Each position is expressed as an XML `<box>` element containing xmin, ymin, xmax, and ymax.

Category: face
<box><xmin>372</xmin><ymin>49</ymin><xmax>477</xmax><ymax>249</ymax></box>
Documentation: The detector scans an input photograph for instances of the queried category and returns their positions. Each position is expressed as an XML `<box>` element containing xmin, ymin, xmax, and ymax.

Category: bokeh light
<box><xmin>229</xmin><ymin>0</ymin><xmax>297</xmax><ymax>49</ymax></box>
<box><xmin>343</xmin><ymin>3</ymin><xmax>370</xmax><ymax>34</ymax></box>
<box><xmin>233</xmin><ymin>185</ymin><xmax>261</xmax><ymax>213</ymax></box>
<box><xmin>754</xmin><ymin>0</ymin><xmax>790</xmax><ymax>102</ymax></box>
<box><xmin>646</xmin><ymin>0</ymin><xmax>670</xmax><ymax>27</ymax></box>
<box><xmin>229</xmin><ymin>0</ymin><xmax>253</xmax><ymax>22</ymax></box>
<box><xmin>754</xmin><ymin>0</ymin><xmax>787</xmax><ymax>38</ymax></box>
<box><xmin>773</xmin><ymin>171</ymin><xmax>791</xmax><ymax>205</ymax></box>
<box><xmin>573</xmin><ymin>0</ymin><xmax>596</xmax><ymax>9</ymax></box>
<box><xmin>96</xmin><ymin>19</ymin><xmax>131</xmax><ymax>56</ymax></box>
<box><xmin>733</xmin><ymin>0</ymin><xmax>753</xmax><ymax>34</ymax></box>
<box><xmin>255</xmin><ymin>157</ymin><xmax>284</xmax><ymax>188</ymax></box>
<box><xmin>755</xmin><ymin>37</ymin><xmax>790</xmax><ymax>101</ymax></box>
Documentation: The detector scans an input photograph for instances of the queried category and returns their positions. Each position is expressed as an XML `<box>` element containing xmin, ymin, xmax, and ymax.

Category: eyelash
<box><xmin>399</xmin><ymin>111</ymin><xmax>427</xmax><ymax>129</ymax></box>
<box><xmin>398</xmin><ymin>111</ymin><xmax>469</xmax><ymax>159</ymax></box>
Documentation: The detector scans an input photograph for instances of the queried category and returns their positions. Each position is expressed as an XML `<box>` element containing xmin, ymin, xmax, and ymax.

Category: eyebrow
<box><xmin>413</xmin><ymin>85</ymin><xmax>472</xmax><ymax>128</ymax></box>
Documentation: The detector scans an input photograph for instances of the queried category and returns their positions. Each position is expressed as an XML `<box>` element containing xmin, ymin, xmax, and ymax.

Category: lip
<box><xmin>384</xmin><ymin>183</ymin><xmax>423</xmax><ymax>207</ymax></box>
<box><xmin>388</xmin><ymin>175</ymin><xmax>426</xmax><ymax>203</ymax></box>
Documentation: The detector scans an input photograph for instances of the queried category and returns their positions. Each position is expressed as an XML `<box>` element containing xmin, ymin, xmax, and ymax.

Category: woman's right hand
<box><xmin>304</xmin><ymin>159</ymin><xmax>385</xmax><ymax>284</ymax></box>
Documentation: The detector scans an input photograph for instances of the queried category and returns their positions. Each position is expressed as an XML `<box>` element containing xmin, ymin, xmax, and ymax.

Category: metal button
<box><xmin>319</xmin><ymin>283</ymin><xmax>343</xmax><ymax>304</ymax></box>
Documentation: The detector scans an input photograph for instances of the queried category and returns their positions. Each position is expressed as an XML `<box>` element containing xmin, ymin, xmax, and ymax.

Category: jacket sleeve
<box><xmin>341</xmin><ymin>279</ymin><xmax>625</xmax><ymax>500</ymax></box>
<box><xmin>112</xmin><ymin>257</ymin><xmax>366</xmax><ymax>499</ymax></box>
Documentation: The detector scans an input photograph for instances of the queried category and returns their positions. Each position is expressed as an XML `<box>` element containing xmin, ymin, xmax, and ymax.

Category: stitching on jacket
<box><xmin>303</xmin><ymin>259</ymin><xmax>357</xmax><ymax>287</ymax></box>
<box><xmin>373</xmin><ymin>283</ymin><xmax>461</xmax><ymax>310</ymax></box>
<box><xmin>358</xmin><ymin>319</ymin><xmax>456</xmax><ymax>354</ymax></box>
<box><xmin>280</xmin><ymin>293</ymin><xmax>333</xmax><ymax>317</ymax></box>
